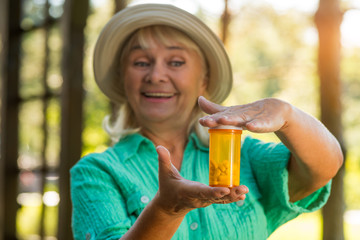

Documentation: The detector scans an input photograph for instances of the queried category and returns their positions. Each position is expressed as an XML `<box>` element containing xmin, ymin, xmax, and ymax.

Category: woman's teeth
<box><xmin>143</xmin><ymin>93</ymin><xmax>175</xmax><ymax>98</ymax></box>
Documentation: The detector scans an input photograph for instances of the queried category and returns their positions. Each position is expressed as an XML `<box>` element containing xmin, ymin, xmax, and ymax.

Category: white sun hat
<box><xmin>93</xmin><ymin>3</ymin><xmax>233</xmax><ymax>104</ymax></box>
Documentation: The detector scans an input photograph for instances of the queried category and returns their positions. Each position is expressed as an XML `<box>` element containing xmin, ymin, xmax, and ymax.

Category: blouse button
<box><xmin>190</xmin><ymin>222</ymin><xmax>198</xmax><ymax>230</ymax></box>
<box><xmin>236</xmin><ymin>200</ymin><xmax>244</xmax><ymax>207</ymax></box>
<box><xmin>140</xmin><ymin>195</ymin><xmax>150</xmax><ymax>203</ymax></box>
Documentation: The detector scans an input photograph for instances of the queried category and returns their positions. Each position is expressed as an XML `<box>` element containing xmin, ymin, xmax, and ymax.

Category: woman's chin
<box><xmin>138</xmin><ymin>111</ymin><xmax>187</xmax><ymax>126</ymax></box>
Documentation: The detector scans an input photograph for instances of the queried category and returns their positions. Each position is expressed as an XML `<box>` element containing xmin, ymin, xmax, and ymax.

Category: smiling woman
<box><xmin>70</xmin><ymin>3</ymin><xmax>342</xmax><ymax>240</ymax></box>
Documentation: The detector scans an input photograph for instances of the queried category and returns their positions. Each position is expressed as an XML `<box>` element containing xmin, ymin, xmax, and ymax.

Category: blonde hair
<box><xmin>103</xmin><ymin>25</ymin><xmax>210</xmax><ymax>146</ymax></box>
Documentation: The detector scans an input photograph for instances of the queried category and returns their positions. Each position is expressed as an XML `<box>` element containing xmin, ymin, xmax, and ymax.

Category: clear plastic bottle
<box><xmin>208</xmin><ymin>126</ymin><xmax>242</xmax><ymax>188</ymax></box>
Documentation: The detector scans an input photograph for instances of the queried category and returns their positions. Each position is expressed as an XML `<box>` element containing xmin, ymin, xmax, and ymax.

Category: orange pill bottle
<box><xmin>208</xmin><ymin>126</ymin><xmax>242</xmax><ymax>188</ymax></box>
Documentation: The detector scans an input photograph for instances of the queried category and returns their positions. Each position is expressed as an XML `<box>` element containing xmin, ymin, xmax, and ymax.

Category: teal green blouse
<box><xmin>70</xmin><ymin>133</ymin><xmax>331</xmax><ymax>240</ymax></box>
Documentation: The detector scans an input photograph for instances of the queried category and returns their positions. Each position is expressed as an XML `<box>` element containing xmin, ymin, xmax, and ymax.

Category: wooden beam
<box><xmin>58</xmin><ymin>0</ymin><xmax>89</xmax><ymax>239</ymax></box>
<box><xmin>0</xmin><ymin>0</ymin><xmax>22</xmax><ymax>239</ymax></box>
<box><xmin>315</xmin><ymin>0</ymin><xmax>346</xmax><ymax>239</ymax></box>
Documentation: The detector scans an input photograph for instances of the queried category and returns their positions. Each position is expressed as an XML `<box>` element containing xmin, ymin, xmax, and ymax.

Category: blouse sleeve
<box><xmin>242</xmin><ymin>136</ymin><xmax>331</xmax><ymax>234</ymax></box>
<box><xmin>70</xmin><ymin>154</ymin><xmax>131</xmax><ymax>240</ymax></box>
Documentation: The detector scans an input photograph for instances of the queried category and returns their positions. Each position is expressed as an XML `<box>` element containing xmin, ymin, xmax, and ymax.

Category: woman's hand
<box><xmin>197</xmin><ymin>96</ymin><xmax>342</xmax><ymax>202</ymax></box>
<box><xmin>154</xmin><ymin>146</ymin><xmax>248</xmax><ymax>216</ymax></box>
<box><xmin>122</xmin><ymin>146</ymin><xmax>248</xmax><ymax>240</ymax></box>
<box><xmin>198</xmin><ymin>96</ymin><xmax>291</xmax><ymax>133</ymax></box>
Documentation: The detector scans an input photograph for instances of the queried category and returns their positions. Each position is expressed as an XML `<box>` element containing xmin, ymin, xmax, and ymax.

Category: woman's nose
<box><xmin>146</xmin><ymin>63</ymin><xmax>168</xmax><ymax>83</ymax></box>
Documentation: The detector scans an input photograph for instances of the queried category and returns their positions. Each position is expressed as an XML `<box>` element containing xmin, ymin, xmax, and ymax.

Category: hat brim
<box><xmin>93</xmin><ymin>4</ymin><xmax>232</xmax><ymax>104</ymax></box>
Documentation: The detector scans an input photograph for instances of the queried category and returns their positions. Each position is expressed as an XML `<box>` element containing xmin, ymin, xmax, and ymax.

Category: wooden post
<box><xmin>114</xmin><ymin>0</ymin><xmax>127</xmax><ymax>12</ymax></box>
<box><xmin>314</xmin><ymin>0</ymin><xmax>346</xmax><ymax>239</ymax></box>
<box><xmin>109</xmin><ymin>0</ymin><xmax>128</xmax><ymax>121</ymax></box>
<box><xmin>220</xmin><ymin>0</ymin><xmax>231</xmax><ymax>45</ymax></box>
<box><xmin>58</xmin><ymin>0</ymin><xmax>89</xmax><ymax>239</ymax></box>
<box><xmin>0</xmin><ymin>0</ymin><xmax>22</xmax><ymax>239</ymax></box>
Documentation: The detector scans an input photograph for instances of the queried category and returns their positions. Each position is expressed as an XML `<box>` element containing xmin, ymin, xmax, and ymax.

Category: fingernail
<box><xmin>156</xmin><ymin>145</ymin><xmax>163</xmax><ymax>150</ymax></box>
<box><xmin>241</xmin><ymin>186</ymin><xmax>249</xmax><ymax>193</ymax></box>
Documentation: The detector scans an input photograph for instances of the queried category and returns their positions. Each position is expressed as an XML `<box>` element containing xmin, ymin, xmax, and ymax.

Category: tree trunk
<box><xmin>110</xmin><ymin>0</ymin><xmax>128</xmax><ymax>123</ymax></box>
<box><xmin>314</xmin><ymin>1</ymin><xmax>346</xmax><ymax>239</ymax></box>
<box><xmin>220</xmin><ymin>0</ymin><xmax>231</xmax><ymax>45</ymax></box>
<box><xmin>0</xmin><ymin>0</ymin><xmax>22</xmax><ymax>239</ymax></box>
<box><xmin>114</xmin><ymin>0</ymin><xmax>127</xmax><ymax>13</ymax></box>
<box><xmin>58</xmin><ymin>0</ymin><xmax>89</xmax><ymax>239</ymax></box>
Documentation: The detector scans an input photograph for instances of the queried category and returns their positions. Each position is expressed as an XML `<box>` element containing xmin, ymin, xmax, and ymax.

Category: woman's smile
<box><xmin>141</xmin><ymin>91</ymin><xmax>177</xmax><ymax>103</ymax></box>
<box><xmin>142</xmin><ymin>92</ymin><xmax>176</xmax><ymax>98</ymax></box>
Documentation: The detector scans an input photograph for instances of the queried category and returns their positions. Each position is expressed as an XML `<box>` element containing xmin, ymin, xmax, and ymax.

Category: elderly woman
<box><xmin>70</xmin><ymin>4</ymin><xmax>343</xmax><ymax>240</ymax></box>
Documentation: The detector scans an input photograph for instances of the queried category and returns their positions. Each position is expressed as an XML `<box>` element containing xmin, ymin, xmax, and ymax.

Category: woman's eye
<box><xmin>170</xmin><ymin>61</ymin><xmax>185</xmax><ymax>67</ymax></box>
<box><xmin>134</xmin><ymin>61</ymin><xmax>150</xmax><ymax>67</ymax></box>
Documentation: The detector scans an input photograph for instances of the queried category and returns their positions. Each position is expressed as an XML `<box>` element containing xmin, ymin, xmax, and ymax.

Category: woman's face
<box><xmin>123</xmin><ymin>41</ymin><xmax>207</xmax><ymax>128</ymax></box>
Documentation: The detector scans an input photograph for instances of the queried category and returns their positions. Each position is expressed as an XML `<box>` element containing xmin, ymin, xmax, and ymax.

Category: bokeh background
<box><xmin>1</xmin><ymin>0</ymin><xmax>360</xmax><ymax>239</ymax></box>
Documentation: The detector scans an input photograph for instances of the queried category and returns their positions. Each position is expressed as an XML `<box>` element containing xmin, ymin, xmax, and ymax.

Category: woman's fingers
<box><xmin>156</xmin><ymin>145</ymin><xmax>171</xmax><ymax>171</ymax></box>
<box><xmin>198</xmin><ymin>96</ymin><xmax>227</xmax><ymax>114</ymax></box>
<box><xmin>206</xmin><ymin>185</ymin><xmax>248</xmax><ymax>202</ymax></box>
<box><xmin>224</xmin><ymin>185</ymin><xmax>249</xmax><ymax>201</ymax></box>
<box><xmin>156</xmin><ymin>145</ymin><xmax>181</xmax><ymax>181</ymax></box>
<box><xmin>199</xmin><ymin>97</ymin><xmax>289</xmax><ymax>133</ymax></box>
<box><xmin>185</xmin><ymin>181</ymin><xmax>229</xmax><ymax>199</ymax></box>
<box><xmin>198</xmin><ymin>96</ymin><xmax>245</xmax><ymax>128</ymax></box>
<box><xmin>178</xmin><ymin>181</ymin><xmax>248</xmax><ymax>208</ymax></box>
<box><xmin>156</xmin><ymin>145</ymin><xmax>172</xmax><ymax>172</ymax></box>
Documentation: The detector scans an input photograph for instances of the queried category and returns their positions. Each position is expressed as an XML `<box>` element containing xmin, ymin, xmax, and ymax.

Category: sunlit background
<box><xmin>3</xmin><ymin>0</ymin><xmax>360</xmax><ymax>239</ymax></box>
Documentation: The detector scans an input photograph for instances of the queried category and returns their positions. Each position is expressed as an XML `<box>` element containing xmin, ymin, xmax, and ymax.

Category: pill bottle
<box><xmin>208</xmin><ymin>126</ymin><xmax>242</xmax><ymax>188</ymax></box>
